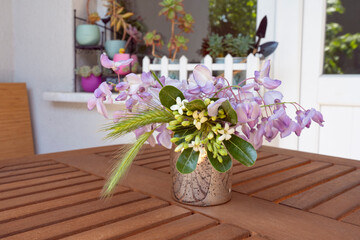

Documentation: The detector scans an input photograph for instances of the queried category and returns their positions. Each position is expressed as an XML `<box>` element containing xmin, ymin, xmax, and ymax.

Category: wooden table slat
<box><xmin>0</xmin><ymin>187</ymin><xmax>127</xmax><ymax>223</ymax></box>
<box><xmin>310</xmin><ymin>185</ymin><xmax>360</xmax><ymax>219</ymax></box>
<box><xmin>233</xmin><ymin>161</ymin><xmax>331</xmax><ymax>194</ymax></box>
<box><xmin>0</xmin><ymin>191</ymin><xmax>146</xmax><ymax>238</ymax></box>
<box><xmin>232</xmin><ymin>154</ymin><xmax>292</xmax><ymax>174</ymax></box>
<box><xmin>0</xmin><ymin>170</ymin><xmax>88</xmax><ymax>192</ymax></box>
<box><xmin>281</xmin><ymin>170</ymin><xmax>360</xmax><ymax>210</ymax></box>
<box><xmin>0</xmin><ymin>163</ymin><xmax>69</xmax><ymax>179</ymax></box>
<box><xmin>4</xmin><ymin>198</ymin><xmax>168</xmax><ymax>240</ymax></box>
<box><xmin>122</xmin><ymin>213</ymin><xmax>217</xmax><ymax>240</ymax></box>
<box><xmin>61</xmin><ymin>205</ymin><xmax>192</xmax><ymax>240</ymax></box>
<box><xmin>0</xmin><ymin>160</ymin><xmax>57</xmax><ymax>172</ymax></box>
<box><xmin>232</xmin><ymin>157</ymin><xmax>310</xmax><ymax>185</ymax></box>
<box><xmin>0</xmin><ymin>175</ymin><xmax>100</xmax><ymax>200</ymax></box>
<box><xmin>181</xmin><ymin>223</ymin><xmax>251</xmax><ymax>240</ymax></box>
<box><xmin>0</xmin><ymin>167</ymin><xmax>79</xmax><ymax>185</ymax></box>
<box><xmin>253</xmin><ymin>164</ymin><xmax>355</xmax><ymax>202</ymax></box>
<box><xmin>134</xmin><ymin>155</ymin><xmax>170</xmax><ymax>166</ymax></box>
<box><xmin>342</xmin><ymin>209</ymin><xmax>360</xmax><ymax>226</ymax></box>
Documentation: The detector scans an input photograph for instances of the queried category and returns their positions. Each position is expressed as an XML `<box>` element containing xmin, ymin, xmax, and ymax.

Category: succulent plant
<box><xmin>76</xmin><ymin>66</ymin><xmax>102</xmax><ymax>78</ymax></box>
<box><xmin>224</xmin><ymin>34</ymin><xmax>254</xmax><ymax>57</ymax></box>
<box><xmin>88</xmin><ymin>12</ymin><xmax>100</xmax><ymax>24</ymax></box>
<box><xmin>207</xmin><ymin>33</ymin><xmax>224</xmax><ymax>58</ymax></box>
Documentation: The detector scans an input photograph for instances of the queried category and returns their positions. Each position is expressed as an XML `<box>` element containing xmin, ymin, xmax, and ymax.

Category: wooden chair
<box><xmin>0</xmin><ymin>83</ymin><xmax>34</xmax><ymax>161</ymax></box>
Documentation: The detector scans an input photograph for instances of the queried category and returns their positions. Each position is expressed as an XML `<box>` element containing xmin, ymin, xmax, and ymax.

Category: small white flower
<box><xmin>189</xmin><ymin>141</ymin><xmax>201</xmax><ymax>152</ymax></box>
<box><xmin>192</xmin><ymin>110</ymin><xmax>208</xmax><ymax>130</ymax></box>
<box><xmin>217</xmin><ymin>123</ymin><xmax>235</xmax><ymax>141</ymax></box>
<box><xmin>170</xmin><ymin>97</ymin><xmax>188</xmax><ymax>115</ymax></box>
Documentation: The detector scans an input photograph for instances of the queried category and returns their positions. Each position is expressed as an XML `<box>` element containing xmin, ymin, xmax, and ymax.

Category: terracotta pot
<box><xmin>170</xmin><ymin>146</ymin><xmax>232</xmax><ymax>206</ymax></box>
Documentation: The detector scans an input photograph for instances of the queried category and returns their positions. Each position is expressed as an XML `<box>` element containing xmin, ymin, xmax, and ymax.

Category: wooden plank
<box><xmin>0</xmin><ymin>83</ymin><xmax>34</xmax><ymax>161</ymax></box>
<box><xmin>0</xmin><ymin>180</ymin><xmax>107</xmax><ymax>211</ymax></box>
<box><xmin>4</xmin><ymin>198</ymin><xmax>168</xmax><ymax>240</ymax></box>
<box><xmin>342</xmin><ymin>210</ymin><xmax>360</xmax><ymax>226</ymax></box>
<box><xmin>142</xmin><ymin>160</ymin><xmax>170</xmax><ymax>169</ymax></box>
<box><xmin>233</xmin><ymin>161</ymin><xmax>331</xmax><ymax>194</ymax></box>
<box><xmin>232</xmin><ymin>154</ymin><xmax>292</xmax><ymax>174</ymax></box>
<box><xmin>0</xmin><ymin>167</ymin><xmax>79</xmax><ymax>185</ymax></box>
<box><xmin>232</xmin><ymin>151</ymin><xmax>277</xmax><ymax>167</ymax></box>
<box><xmin>0</xmin><ymin>187</ymin><xmax>128</xmax><ymax>223</ymax></box>
<box><xmin>0</xmin><ymin>175</ymin><xmax>100</xmax><ymax>200</ymax></box>
<box><xmin>135</xmin><ymin>150</ymin><xmax>170</xmax><ymax>161</ymax></box>
<box><xmin>232</xmin><ymin>158</ymin><xmax>310</xmax><ymax>185</ymax></box>
<box><xmin>0</xmin><ymin>191</ymin><xmax>147</xmax><ymax>238</ymax></box>
<box><xmin>134</xmin><ymin>155</ymin><xmax>169</xmax><ymax>165</ymax></box>
<box><xmin>0</xmin><ymin>163</ymin><xmax>68</xmax><ymax>179</ymax></box>
<box><xmin>61</xmin><ymin>205</ymin><xmax>192</xmax><ymax>240</ymax></box>
<box><xmin>157</xmin><ymin>166</ymin><xmax>171</xmax><ymax>174</ymax></box>
<box><xmin>260</xmin><ymin>145</ymin><xmax>360</xmax><ymax>168</ymax></box>
<box><xmin>253</xmin><ymin>165</ymin><xmax>355</xmax><ymax>202</ymax></box>
<box><xmin>0</xmin><ymin>160</ymin><xmax>56</xmax><ymax>172</ymax></box>
<box><xmin>244</xmin><ymin>236</ymin><xmax>269</xmax><ymax>240</ymax></box>
<box><xmin>181</xmin><ymin>224</ymin><xmax>250</xmax><ymax>240</ymax></box>
<box><xmin>310</xmin><ymin>185</ymin><xmax>360</xmax><ymax>219</ymax></box>
<box><xmin>122</xmin><ymin>213</ymin><xmax>218</xmax><ymax>240</ymax></box>
<box><xmin>281</xmin><ymin>170</ymin><xmax>360</xmax><ymax>210</ymax></box>
<box><xmin>0</xmin><ymin>170</ymin><xmax>88</xmax><ymax>192</ymax></box>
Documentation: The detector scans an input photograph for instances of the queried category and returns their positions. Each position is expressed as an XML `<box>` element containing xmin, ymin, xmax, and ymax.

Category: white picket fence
<box><xmin>142</xmin><ymin>54</ymin><xmax>260</xmax><ymax>85</ymax></box>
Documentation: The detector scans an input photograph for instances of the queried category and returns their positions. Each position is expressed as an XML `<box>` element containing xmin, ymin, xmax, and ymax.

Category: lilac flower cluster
<box><xmin>88</xmin><ymin>53</ymin><xmax>324</xmax><ymax>149</ymax></box>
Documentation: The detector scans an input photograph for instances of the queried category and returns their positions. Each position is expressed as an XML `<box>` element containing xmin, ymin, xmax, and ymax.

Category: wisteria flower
<box><xmin>87</xmin><ymin>82</ymin><xmax>112</xmax><ymax>118</ymax></box>
<box><xmin>254</xmin><ymin>60</ymin><xmax>281</xmax><ymax>89</ymax></box>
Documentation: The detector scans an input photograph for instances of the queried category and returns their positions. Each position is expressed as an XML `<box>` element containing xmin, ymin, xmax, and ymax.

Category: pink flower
<box><xmin>87</xmin><ymin>82</ymin><xmax>113</xmax><ymax>118</ymax></box>
<box><xmin>100</xmin><ymin>53</ymin><xmax>133</xmax><ymax>72</ymax></box>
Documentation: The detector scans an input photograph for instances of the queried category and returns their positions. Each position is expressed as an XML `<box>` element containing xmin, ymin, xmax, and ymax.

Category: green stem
<box><xmin>151</xmin><ymin>71</ymin><xmax>164</xmax><ymax>87</ymax></box>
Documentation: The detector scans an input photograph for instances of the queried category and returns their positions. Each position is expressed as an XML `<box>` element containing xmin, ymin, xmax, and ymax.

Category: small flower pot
<box><xmin>113</xmin><ymin>53</ymin><xmax>139</xmax><ymax>75</ymax></box>
<box><xmin>105</xmin><ymin>40</ymin><xmax>126</xmax><ymax>59</ymax></box>
<box><xmin>170</xmin><ymin>146</ymin><xmax>232</xmax><ymax>206</ymax></box>
<box><xmin>81</xmin><ymin>74</ymin><xmax>102</xmax><ymax>92</ymax></box>
<box><xmin>76</xmin><ymin>24</ymin><xmax>100</xmax><ymax>46</ymax></box>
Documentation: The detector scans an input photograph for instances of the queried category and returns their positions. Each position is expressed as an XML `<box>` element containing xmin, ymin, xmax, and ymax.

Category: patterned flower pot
<box><xmin>76</xmin><ymin>24</ymin><xmax>100</xmax><ymax>46</ymax></box>
<box><xmin>81</xmin><ymin>74</ymin><xmax>102</xmax><ymax>92</ymax></box>
<box><xmin>170</xmin><ymin>146</ymin><xmax>232</xmax><ymax>206</ymax></box>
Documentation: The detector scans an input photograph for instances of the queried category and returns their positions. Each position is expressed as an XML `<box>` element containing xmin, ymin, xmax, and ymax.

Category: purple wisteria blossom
<box><xmin>89</xmin><ymin>56</ymin><xmax>324</xmax><ymax>150</ymax></box>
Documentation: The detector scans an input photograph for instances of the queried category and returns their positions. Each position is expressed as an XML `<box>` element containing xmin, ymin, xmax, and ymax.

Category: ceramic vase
<box><xmin>76</xmin><ymin>24</ymin><xmax>100</xmax><ymax>46</ymax></box>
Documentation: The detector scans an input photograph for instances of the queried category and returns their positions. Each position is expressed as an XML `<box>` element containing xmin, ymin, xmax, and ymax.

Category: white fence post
<box><xmin>203</xmin><ymin>55</ymin><xmax>213</xmax><ymax>72</ymax></box>
<box><xmin>142</xmin><ymin>56</ymin><xmax>150</xmax><ymax>72</ymax></box>
<box><xmin>224</xmin><ymin>54</ymin><xmax>233</xmax><ymax>84</ymax></box>
<box><xmin>161</xmin><ymin>56</ymin><xmax>169</xmax><ymax>77</ymax></box>
<box><xmin>179</xmin><ymin>55</ymin><xmax>188</xmax><ymax>81</ymax></box>
<box><xmin>246</xmin><ymin>54</ymin><xmax>260</xmax><ymax>79</ymax></box>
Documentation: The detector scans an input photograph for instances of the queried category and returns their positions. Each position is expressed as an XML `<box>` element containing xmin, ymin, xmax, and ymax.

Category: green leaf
<box><xmin>159</xmin><ymin>85</ymin><xmax>185</xmax><ymax>109</ymax></box>
<box><xmin>185</xmin><ymin>99</ymin><xmax>206</xmax><ymax>111</ymax></box>
<box><xmin>224</xmin><ymin>134</ymin><xmax>257</xmax><ymax>167</ymax></box>
<box><xmin>206</xmin><ymin>148</ymin><xmax>232</xmax><ymax>173</ymax></box>
<box><xmin>173</xmin><ymin>127</ymin><xmax>196</xmax><ymax>145</ymax></box>
<box><xmin>176</xmin><ymin>148</ymin><xmax>200</xmax><ymax>174</ymax></box>
<box><xmin>221</xmin><ymin>100</ymin><xmax>238</xmax><ymax>125</ymax></box>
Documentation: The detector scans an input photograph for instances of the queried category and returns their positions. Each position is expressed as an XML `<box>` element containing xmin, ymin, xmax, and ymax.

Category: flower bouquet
<box><xmin>88</xmin><ymin>53</ymin><xmax>324</xmax><ymax>205</ymax></box>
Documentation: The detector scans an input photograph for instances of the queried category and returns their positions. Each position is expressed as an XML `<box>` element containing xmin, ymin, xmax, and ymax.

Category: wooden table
<box><xmin>0</xmin><ymin>145</ymin><xmax>359</xmax><ymax>240</ymax></box>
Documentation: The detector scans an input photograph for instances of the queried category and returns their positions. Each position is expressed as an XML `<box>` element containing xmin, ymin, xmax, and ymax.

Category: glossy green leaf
<box><xmin>221</xmin><ymin>100</ymin><xmax>238</xmax><ymax>125</ymax></box>
<box><xmin>185</xmin><ymin>99</ymin><xmax>206</xmax><ymax>111</ymax></box>
<box><xmin>173</xmin><ymin>127</ymin><xmax>196</xmax><ymax>145</ymax></box>
<box><xmin>159</xmin><ymin>85</ymin><xmax>185</xmax><ymax>109</ymax></box>
<box><xmin>206</xmin><ymin>148</ymin><xmax>232</xmax><ymax>173</ymax></box>
<box><xmin>176</xmin><ymin>148</ymin><xmax>200</xmax><ymax>174</ymax></box>
<box><xmin>224</xmin><ymin>134</ymin><xmax>257</xmax><ymax>167</ymax></box>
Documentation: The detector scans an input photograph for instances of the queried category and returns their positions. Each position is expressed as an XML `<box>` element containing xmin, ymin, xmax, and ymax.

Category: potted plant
<box><xmin>144</xmin><ymin>0</ymin><xmax>194</xmax><ymax>61</ymax></box>
<box><xmin>76</xmin><ymin>65</ymin><xmax>102</xmax><ymax>92</ymax></box>
<box><xmin>87</xmin><ymin>53</ymin><xmax>324</xmax><ymax>206</ymax></box>
<box><xmin>103</xmin><ymin>0</ymin><xmax>134</xmax><ymax>59</ymax></box>
<box><xmin>76</xmin><ymin>0</ymin><xmax>101</xmax><ymax>46</ymax></box>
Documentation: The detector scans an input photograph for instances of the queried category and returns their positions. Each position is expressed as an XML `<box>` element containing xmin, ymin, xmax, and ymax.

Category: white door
<box><xmin>300</xmin><ymin>0</ymin><xmax>360</xmax><ymax>160</ymax></box>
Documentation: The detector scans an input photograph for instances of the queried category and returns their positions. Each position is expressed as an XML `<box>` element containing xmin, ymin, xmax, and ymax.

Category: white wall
<box><xmin>0</xmin><ymin>0</ymin><xmax>14</xmax><ymax>82</ymax></box>
<box><xmin>6</xmin><ymin>0</ymin><xmax>134</xmax><ymax>154</ymax></box>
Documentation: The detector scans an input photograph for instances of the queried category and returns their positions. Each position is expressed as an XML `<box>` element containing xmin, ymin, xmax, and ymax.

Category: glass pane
<box><xmin>324</xmin><ymin>0</ymin><xmax>360</xmax><ymax>74</ymax></box>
